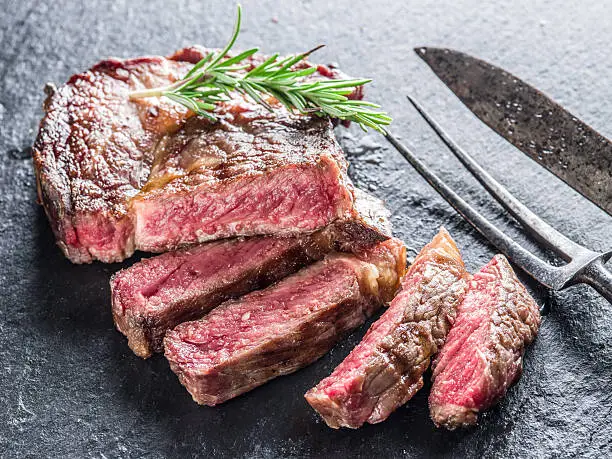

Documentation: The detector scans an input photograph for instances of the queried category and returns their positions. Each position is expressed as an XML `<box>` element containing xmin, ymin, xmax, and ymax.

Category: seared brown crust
<box><xmin>33</xmin><ymin>51</ymin><xmax>195</xmax><ymax>262</ymax></box>
<box><xmin>130</xmin><ymin>105</ymin><xmax>355</xmax><ymax>253</ymax></box>
<box><xmin>305</xmin><ymin>228</ymin><xmax>467</xmax><ymax>429</ymax></box>
<box><xmin>33</xmin><ymin>47</ymin><xmax>363</xmax><ymax>263</ymax></box>
<box><xmin>329</xmin><ymin>189</ymin><xmax>392</xmax><ymax>251</ymax></box>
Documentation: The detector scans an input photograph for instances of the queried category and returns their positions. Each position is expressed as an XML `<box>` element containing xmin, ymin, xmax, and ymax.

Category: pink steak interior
<box><xmin>133</xmin><ymin>160</ymin><xmax>353</xmax><ymax>252</ymax></box>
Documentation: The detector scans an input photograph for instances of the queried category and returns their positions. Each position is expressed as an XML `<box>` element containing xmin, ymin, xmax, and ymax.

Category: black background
<box><xmin>1</xmin><ymin>1</ymin><xmax>611</xmax><ymax>457</ymax></box>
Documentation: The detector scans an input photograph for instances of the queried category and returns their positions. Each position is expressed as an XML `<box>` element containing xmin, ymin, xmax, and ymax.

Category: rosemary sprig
<box><xmin>129</xmin><ymin>5</ymin><xmax>391</xmax><ymax>133</ymax></box>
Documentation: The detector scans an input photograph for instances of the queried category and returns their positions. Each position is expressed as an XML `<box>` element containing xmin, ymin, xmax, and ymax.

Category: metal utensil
<box><xmin>415</xmin><ymin>47</ymin><xmax>612</xmax><ymax>215</ymax></box>
<box><xmin>385</xmin><ymin>97</ymin><xmax>612</xmax><ymax>304</ymax></box>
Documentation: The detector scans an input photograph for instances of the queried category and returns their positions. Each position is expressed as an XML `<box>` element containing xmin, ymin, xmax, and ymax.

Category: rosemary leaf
<box><xmin>129</xmin><ymin>4</ymin><xmax>391</xmax><ymax>134</ymax></box>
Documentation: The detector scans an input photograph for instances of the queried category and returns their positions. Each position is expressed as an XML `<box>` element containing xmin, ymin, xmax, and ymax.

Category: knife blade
<box><xmin>415</xmin><ymin>47</ymin><xmax>612</xmax><ymax>215</ymax></box>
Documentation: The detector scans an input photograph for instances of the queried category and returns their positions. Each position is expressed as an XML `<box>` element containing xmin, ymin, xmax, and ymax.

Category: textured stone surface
<box><xmin>1</xmin><ymin>0</ymin><xmax>611</xmax><ymax>457</ymax></box>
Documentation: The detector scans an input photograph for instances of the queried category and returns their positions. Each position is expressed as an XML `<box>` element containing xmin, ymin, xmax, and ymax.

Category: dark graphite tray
<box><xmin>1</xmin><ymin>0</ymin><xmax>611</xmax><ymax>457</ymax></box>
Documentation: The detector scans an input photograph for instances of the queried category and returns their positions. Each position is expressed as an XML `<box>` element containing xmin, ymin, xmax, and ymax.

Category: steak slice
<box><xmin>111</xmin><ymin>189</ymin><xmax>393</xmax><ymax>358</ymax></box>
<box><xmin>33</xmin><ymin>47</ymin><xmax>364</xmax><ymax>263</ymax></box>
<box><xmin>428</xmin><ymin>254</ymin><xmax>541</xmax><ymax>429</ymax></box>
<box><xmin>305</xmin><ymin>228</ymin><xmax>468</xmax><ymax>428</ymax></box>
<box><xmin>163</xmin><ymin>238</ymin><xmax>406</xmax><ymax>406</ymax></box>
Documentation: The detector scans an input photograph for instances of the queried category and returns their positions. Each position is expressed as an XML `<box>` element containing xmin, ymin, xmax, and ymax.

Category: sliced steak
<box><xmin>112</xmin><ymin>236</ymin><xmax>327</xmax><ymax>358</ymax></box>
<box><xmin>429</xmin><ymin>254</ymin><xmax>541</xmax><ymax>429</ymax></box>
<box><xmin>111</xmin><ymin>190</ymin><xmax>393</xmax><ymax>358</ymax></box>
<box><xmin>33</xmin><ymin>47</ymin><xmax>364</xmax><ymax>263</ymax></box>
<box><xmin>163</xmin><ymin>238</ymin><xmax>406</xmax><ymax>406</ymax></box>
<box><xmin>305</xmin><ymin>228</ymin><xmax>468</xmax><ymax>428</ymax></box>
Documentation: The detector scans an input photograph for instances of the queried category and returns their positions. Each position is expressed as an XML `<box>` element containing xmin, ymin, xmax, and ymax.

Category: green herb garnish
<box><xmin>129</xmin><ymin>5</ymin><xmax>391</xmax><ymax>133</ymax></box>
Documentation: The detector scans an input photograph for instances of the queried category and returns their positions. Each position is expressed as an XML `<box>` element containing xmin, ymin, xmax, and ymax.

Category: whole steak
<box><xmin>33</xmin><ymin>47</ymin><xmax>364</xmax><ymax>263</ymax></box>
<box><xmin>429</xmin><ymin>254</ymin><xmax>541</xmax><ymax>429</ymax></box>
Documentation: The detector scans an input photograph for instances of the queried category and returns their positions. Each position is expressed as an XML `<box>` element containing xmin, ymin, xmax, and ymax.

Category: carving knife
<box><xmin>415</xmin><ymin>47</ymin><xmax>612</xmax><ymax>215</ymax></box>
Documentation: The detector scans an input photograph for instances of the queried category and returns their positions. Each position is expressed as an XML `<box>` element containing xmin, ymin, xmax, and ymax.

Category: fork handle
<box><xmin>575</xmin><ymin>258</ymin><xmax>612</xmax><ymax>304</ymax></box>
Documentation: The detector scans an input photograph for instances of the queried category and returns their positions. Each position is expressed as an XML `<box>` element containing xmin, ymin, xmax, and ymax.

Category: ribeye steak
<box><xmin>33</xmin><ymin>47</ymin><xmax>365</xmax><ymax>263</ymax></box>
<box><xmin>112</xmin><ymin>189</ymin><xmax>393</xmax><ymax>358</ymax></box>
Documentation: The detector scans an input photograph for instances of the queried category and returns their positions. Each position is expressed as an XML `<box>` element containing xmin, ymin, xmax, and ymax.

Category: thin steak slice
<box><xmin>164</xmin><ymin>238</ymin><xmax>406</xmax><ymax>406</ymax></box>
<box><xmin>429</xmin><ymin>254</ymin><xmax>541</xmax><ymax>429</ymax></box>
<box><xmin>305</xmin><ymin>227</ymin><xmax>468</xmax><ymax>428</ymax></box>
<box><xmin>111</xmin><ymin>189</ymin><xmax>393</xmax><ymax>358</ymax></box>
<box><xmin>33</xmin><ymin>47</ymin><xmax>364</xmax><ymax>263</ymax></box>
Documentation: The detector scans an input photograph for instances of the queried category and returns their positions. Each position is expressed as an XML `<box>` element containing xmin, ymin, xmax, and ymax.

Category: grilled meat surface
<box><xmin>305</xmin><ymin>228</ymin><xmax>468</xmax><ymax>428</ymax></box>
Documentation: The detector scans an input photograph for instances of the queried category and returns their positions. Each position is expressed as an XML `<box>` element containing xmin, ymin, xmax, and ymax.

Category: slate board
<box><xmin>1</xmin><ymin>0</ymin><xmax>611</xmax><ymax>457</ymax></box>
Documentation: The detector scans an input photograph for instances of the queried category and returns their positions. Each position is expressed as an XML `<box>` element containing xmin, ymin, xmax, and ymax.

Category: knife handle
<box><xmin>575</xmin><ymin>258</ymin><xmax>612</xmax><ymax>305</ymax></box>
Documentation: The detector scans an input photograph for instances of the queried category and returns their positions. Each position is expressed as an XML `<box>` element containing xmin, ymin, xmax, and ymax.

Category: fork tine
<box><xmin>406</xmin><ymin>95</ymin><xmax>591</xmax><ymax>262</ymax></box>
<box><xmin>384</xmin><ymin>131</ymin><xmax>565</xmax><ymax>289</ymax></box>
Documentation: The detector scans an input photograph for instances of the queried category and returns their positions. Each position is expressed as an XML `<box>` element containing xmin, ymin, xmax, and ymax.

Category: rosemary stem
<box><xmin>129</xmin><ymin>78</ymin><xmax>188</xmax><ymax>99</ymax></box>
<box><xmin>129</xmin><ymin>87</ymin><xmax>169</xmax><ymax>99</ymax></box>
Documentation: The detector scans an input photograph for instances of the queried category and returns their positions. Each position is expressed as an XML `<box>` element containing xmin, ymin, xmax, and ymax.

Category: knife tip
<box><xmin>414</xmin><ymin>46</ymin><xmax>452</xmax><ymax>57</ymax></box>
